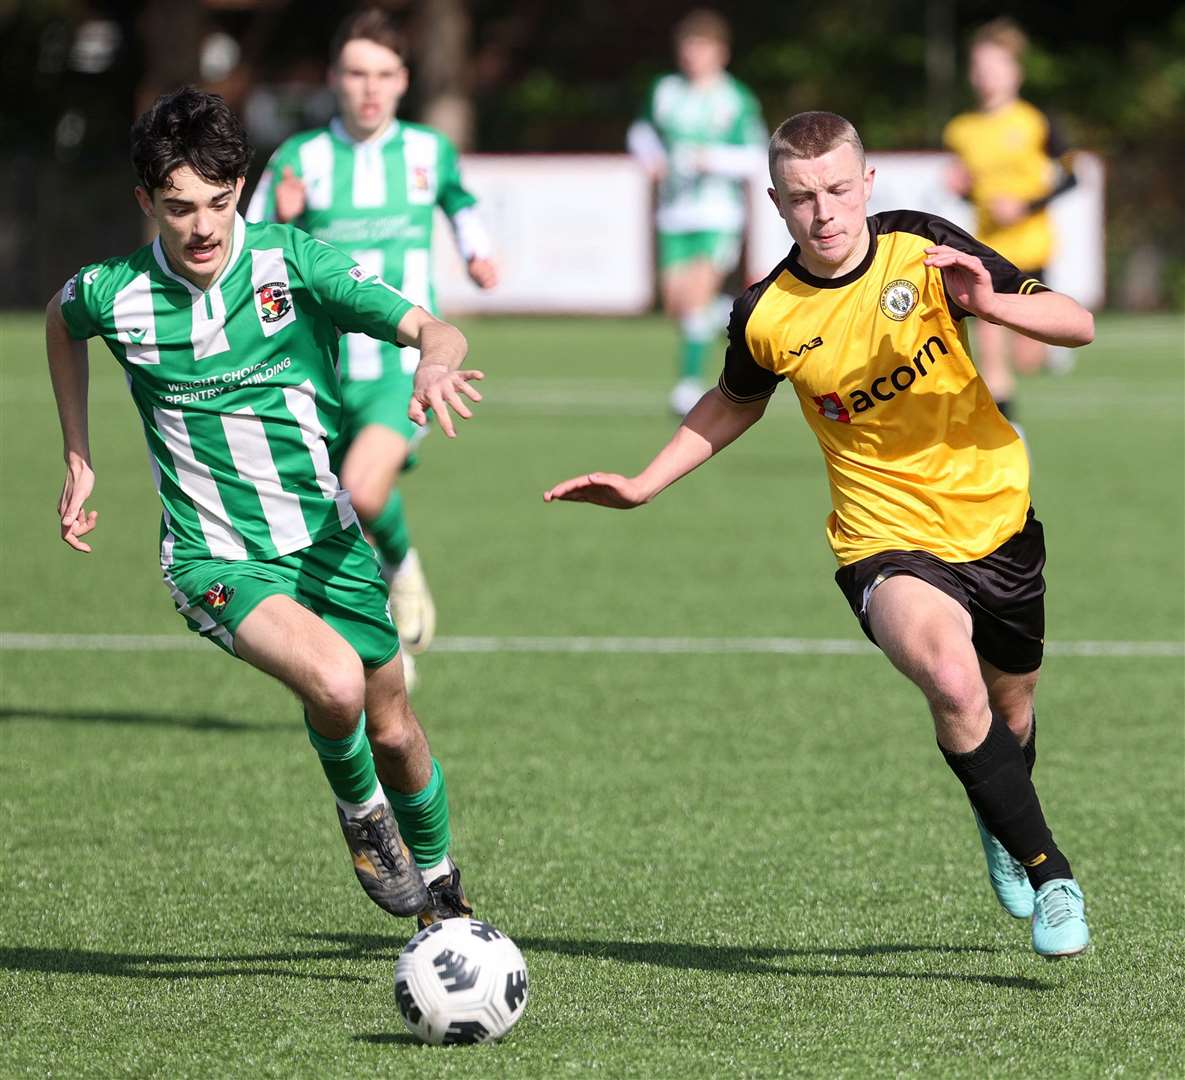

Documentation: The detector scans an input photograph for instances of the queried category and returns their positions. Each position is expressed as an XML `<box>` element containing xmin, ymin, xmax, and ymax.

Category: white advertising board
<box><xmin>435</xmin><ymin>152</ymin><xmax>1104</xmax><ymax>314</ymax></box>
<box><xmin>434</xmin><ymin>155</ymin><xmax>652</xmax><ymax>314</ymax></box>
<box><xmin>748</xmin><ymin>151</ymin><xmax>1105</xmax><ymax>308</ymax></box>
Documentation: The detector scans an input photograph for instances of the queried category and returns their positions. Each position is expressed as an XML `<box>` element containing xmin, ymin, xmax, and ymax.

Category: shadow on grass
<box><xmin>299</xmin><ymin>932</ymin><xmax>1049</xmax><ymax>992</ymax></box>
<box><xmin>516</xmin><ymin>936</ymin><xmax>1049</xmax><ymax>991</ymax></box>
<box><xmin>0</xmin><ymin>706</ymin><xmax>268</xmax><ymax>733</ymax></box>
<box><xmin>352</xmin><ymin>1033</ymin><xmax>421</xmax><ymax>1046</ymax></box>
<box><xmin>0</xmin><ymin>946</ymin><xmax>366</xmax><ymax>983</ymax></box>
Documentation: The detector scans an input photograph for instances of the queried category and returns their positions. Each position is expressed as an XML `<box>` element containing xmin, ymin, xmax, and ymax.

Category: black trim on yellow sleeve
<box><xmin>717</xmin><ymin>260</ymin><xmax>788</xmax><ymax>402</ymax></box>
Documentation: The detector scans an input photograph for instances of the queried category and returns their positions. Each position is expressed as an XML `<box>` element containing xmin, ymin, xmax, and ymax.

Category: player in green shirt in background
<box><xmin>627</xmin><ymin>9</ymin><xmax>766</xmax><ymax>416</ymax></box>
<box><xmin>47</xmin><ymin>86</ymin><xmax>480</xmax><ymax>930</ymax></box>
<box><xmin>247</xmin><ymin>9</ymin><xmax>498</xmax><ymax>687</ymax></box>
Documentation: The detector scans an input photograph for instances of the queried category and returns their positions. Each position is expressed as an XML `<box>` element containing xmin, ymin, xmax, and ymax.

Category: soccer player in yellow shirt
<box><xmin>545</xmin><ymin>111</ymin><xmax>1093</xmax><ymax>958</ymax></box>
<box><xmin>943</xmin><ymin>18</ymin><xmax>1080</xmax><ymax>419</ymax></box>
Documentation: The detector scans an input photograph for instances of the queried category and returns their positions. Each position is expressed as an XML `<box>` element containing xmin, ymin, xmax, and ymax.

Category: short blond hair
<box><xmin>970</xmin><ymin>17</ymin><xmax>1028</xmax><ymax>59</ymax></box>
<box><xmin>674</xmin><ymin>9</ymin><xmax>730</xmax><ymax>47</ymax></box>
<box><xmin>768</xmin><ymin>111</ymin><xmax>865</xmax><ymax>178</ymax></box>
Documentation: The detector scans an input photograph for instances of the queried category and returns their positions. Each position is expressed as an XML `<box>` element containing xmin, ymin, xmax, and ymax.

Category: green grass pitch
<box><xmin>1</xmin><ymin>311</ymin><xmax>1182</xmax><ymax>1077</ymax></box>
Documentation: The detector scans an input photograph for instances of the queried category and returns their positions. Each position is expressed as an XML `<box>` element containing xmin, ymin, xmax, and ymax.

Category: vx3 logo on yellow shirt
<box><xmin>781</xmin><ymin>336</ymin><xmax>824</xmax><ymax>359</ymax></box>
<box><xmin>812</xmin><ymin>335</ymin><xmax>950</xmax><ymax>423</ymax></box>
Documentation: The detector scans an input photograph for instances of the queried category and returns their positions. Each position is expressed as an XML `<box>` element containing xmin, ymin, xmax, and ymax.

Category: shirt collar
<box><xmin>330</xmin><ymin>116</ymin><xmax>401</xmax><ymax>149</ymax></box>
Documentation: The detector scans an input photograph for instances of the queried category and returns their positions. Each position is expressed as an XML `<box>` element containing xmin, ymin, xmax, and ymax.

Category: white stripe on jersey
<box><xmin>401</xmin><ymin>127</ymin><xmax>438</xmax><ymax>206</ymax></box>
<box><xmin>250</xmin><ymin>248</ymin><xmax>297</xmax><ymax>336</ymax></box>
<box><xmin>282</xmin><ymin>381</ymin><xmax>357</xmax><ymax>530</ymax></box>
<box><xmin>341</xmin><ymin>249</ymin><xmax>384</xmax><ymax>381</ymax></box>
<box><xmin>353</xmin><ymin>142</ymin><xmax>387</xmax><ymax>208</ymax></box>
<box><xmin>299</xmin><ymin>133</ymin><xmax>335</xmax><ymax>211</ymax></box>
<box><xmin>398</xmin><ymin>248</ymin><xmax>432</xmax><ymax>374</ymax></box>
<box><xmin>153</xmin><ymin>407</ymin><xmax>249</xmax><ymax>559</ymax></box>
<box><xmin>162</xmin><ymin>569</ymin><xmax>235</xmax><ymax>651</ymax></box>
<box><xmin>191</xmin><ymin>285</ymin><xmax>231</xmax><ymax>360</ymax></box>
<box><xmin>112</xmin><ymin>273</ymin><xmax>160</xmax><ymax>366</ymax></box>
<box><xmin>221</xmin><ymin>406</ymin><xmax>313</xmax><ymax>553</ymax></box>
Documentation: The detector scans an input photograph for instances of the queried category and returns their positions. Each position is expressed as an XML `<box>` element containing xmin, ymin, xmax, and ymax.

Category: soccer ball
<box><xmin>394</xmin><ymin>919</ymin><xmax>528</xmax><ymax>1045</ymax></box>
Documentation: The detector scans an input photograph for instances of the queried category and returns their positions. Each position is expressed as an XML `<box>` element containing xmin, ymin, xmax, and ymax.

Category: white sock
<box><xmin>419</xmin><ymin>854</ymin><xmax>453</xmax><ymax>886</ymax></box>
<box><xmin>336</xmin><ymin>784</ymin><xmax>388</xmax><ymax>820</ymax></box>
<box><xmin>392</xmin><ymin>548</ymin><xmax>420</xmax><ymax>582</ymax></box>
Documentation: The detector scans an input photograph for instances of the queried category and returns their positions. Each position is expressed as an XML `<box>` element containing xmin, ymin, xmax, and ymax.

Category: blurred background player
<box><xmin>627</xmin><ymin>9</ymin><xmax>766</xmax><ymax>417</ymax></box>
<box><xmin>247</xmin><ymin>9</ymin><xmax>498</xmax><ymax>687</ymax></box>
<box><xmin>943</xmin><ymin>17</ymin><xmax>1080</xmax><ymax>425</ymax></box>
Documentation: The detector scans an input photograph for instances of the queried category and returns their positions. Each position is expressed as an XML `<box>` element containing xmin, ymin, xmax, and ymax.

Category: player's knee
<box><xmin>926</xmin><ymin>657</ymin><xmax>988</xmax><ymax>719</ymax></box>
<box><xmin>368</xmin><ymin>709</ymin><xmax>420</xmax><ymax>761</ymax></box>
<box><xmin>348</xmin><ymin>485</ymin><xmax>386</xmax><ymax>524</ymax></box>
<box><xmin>306</xmin><ymin>657</ymin><xmax>366</xmax><ymax>728</ymax></box>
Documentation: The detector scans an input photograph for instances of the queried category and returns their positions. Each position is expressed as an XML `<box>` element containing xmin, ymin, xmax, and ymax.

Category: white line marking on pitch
<box><xmin>0</xmin><ymin>633</ymin><xmax>1181</xmax><ymax>658</ymax></box>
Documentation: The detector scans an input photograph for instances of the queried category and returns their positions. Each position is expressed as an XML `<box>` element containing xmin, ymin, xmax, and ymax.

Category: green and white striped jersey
<box><xmin>59</xmin><ymin>214</ymin><xmax>413</xmax><ymax>566</ymax></box>
<box><xmin>246</xmin><ymin>118</ymin><xmax>478</xmax><ymax>381</ymax></box>
<box><xmin>632</xmin><ymin>73</ymin><xmax>766</xmax><ymax>234</ymax></box>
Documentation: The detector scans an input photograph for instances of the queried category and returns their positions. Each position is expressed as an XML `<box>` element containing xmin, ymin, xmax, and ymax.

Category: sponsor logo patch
<box><xmin>203</xmin><ymin>582</ymin><xmax>235</xmax><ymax>611</ymax></box>
<box><xmin>347</xmin><ymin>265</ymin><xmax>368</xmax><ymax>283</ymax></box>
<box><xmin>879</xmin><ymin>279</ymin><xmax>919</xmax><ymax>321</ymax></box>
<box><xmin>61</xmin><ymin>274</ymin><xmax>78</xmax><ymax>303</ymax></box>
<box><xmin>256</xmin><ymin>281</ymin><xmax>291</xmax><ymax>323</ymax></box>
<box><xmin>411</xmin><ymin>165</ymin><xmax>431</xmax><ymax>192</ymax></box>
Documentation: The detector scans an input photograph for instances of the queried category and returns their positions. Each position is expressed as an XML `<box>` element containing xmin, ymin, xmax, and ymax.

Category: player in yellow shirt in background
<box><xmin>943</xmin><ymin>18</ymin><xmax>1080</xmax><ymax>423</ymax></box>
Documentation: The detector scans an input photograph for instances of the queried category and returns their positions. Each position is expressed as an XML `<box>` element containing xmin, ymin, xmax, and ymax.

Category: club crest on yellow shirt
<box><xmin>879</xmin><ymin>280</ymin><xmax>919</xmax><ymax>321</ymax></box>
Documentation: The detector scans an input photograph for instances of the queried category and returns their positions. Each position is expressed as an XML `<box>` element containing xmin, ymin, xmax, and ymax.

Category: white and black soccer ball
<box><xmin>394</xmin><ymin>919</ymin><xmax>528</xmax><ymax>1045</ymax></box>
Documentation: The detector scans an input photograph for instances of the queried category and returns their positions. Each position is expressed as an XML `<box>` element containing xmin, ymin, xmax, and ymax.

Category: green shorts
<box><xmin>658</xmin><ymin>229</ymin><xmax>742</xmax><ymax>273</ymax></box>
<box><xmin>340</xmin><ymin>366</ymin><xmax>430</xmax><ymax>453</ymax></box>
<box><xmin>163</xmin><ymin>524</ymin><xmax>400</xmax><ymax>667</ymax></box>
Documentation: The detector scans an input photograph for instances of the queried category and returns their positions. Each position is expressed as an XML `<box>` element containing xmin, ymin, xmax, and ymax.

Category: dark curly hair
<box><xmin>130</xmin><ymin>86</ymin><xmax>252</xmax><ymax>194</ymax></box>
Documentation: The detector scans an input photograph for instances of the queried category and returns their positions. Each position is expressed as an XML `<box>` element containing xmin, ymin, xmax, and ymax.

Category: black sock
<box><xmin>1021</xmin><ymin>712</ymin><xmax>1036</xmax><ymax>777</ymax></box>
<box><xmin>942</xmin><ymin>713</ymin><xmax>1071</xmax><ymax>888</ymax></box>
<box><xmin>995</xmin><ymin>398</ymin><xmax>1014</xmax><ymax>421</ymax></box>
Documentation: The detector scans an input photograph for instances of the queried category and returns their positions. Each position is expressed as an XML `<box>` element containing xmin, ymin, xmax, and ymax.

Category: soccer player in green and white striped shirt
<box><xmin>47</xmin><ymin>87</ymin><xmax>477</xmax><ymax>929</ymax></box>
<box><xmin>627</xmin><ymin>9</ymin><xmax>766</xmax><ymax>416</ymax></box>
<box><xmin>247</xmin><ymin>10</ymin><xmax>498</xmax><ymax>683</ymax></box>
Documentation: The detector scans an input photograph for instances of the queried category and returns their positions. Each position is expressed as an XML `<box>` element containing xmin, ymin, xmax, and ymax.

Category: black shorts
<box><xmin>834</xmin><ymin>509</ymin><xmax>1046</xmax><ymax>675</ymax></box>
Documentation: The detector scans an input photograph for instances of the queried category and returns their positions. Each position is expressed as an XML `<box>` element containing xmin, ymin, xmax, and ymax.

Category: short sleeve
<box><xmin>923</xmin><ymin>216</ymin><xmax>1050</xmax><ymax>318</ymax></box>
<box><xmin>294</xmin><ymin>231</ymin><xmax>414</xmax><ymax>343</ymax></box>
<box><xmin>58</xmin><ymin>265</ymin><xmax>103</xmax><ymax>340</ymax></box>
<box><xmin>436</xmin><ymin>136</ymin><xmax>478</xmax><ymax>218</ymax></box>
<box><xmin>718</xmin><ymin>286</ymin><xmax>784</xmax><ymax>403</ymax></box>
<box><xmin>731</xmin><ymin>86</ymin><xmax>767</xmax><ymax>147</ymax></box>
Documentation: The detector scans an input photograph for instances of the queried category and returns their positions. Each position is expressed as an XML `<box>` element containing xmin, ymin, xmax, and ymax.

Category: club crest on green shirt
<box><xmin>257</xmin><ymin>281</ymin><xmax>291</xmax><ymax>323</ymax></box>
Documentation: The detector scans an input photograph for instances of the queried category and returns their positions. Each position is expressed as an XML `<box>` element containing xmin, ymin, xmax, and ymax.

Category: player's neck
<box><xmin>340</xmin><ymin>114</ymin><xmax>396</xmax><ymax>144</ymax></box>
<box><xmin>979</xmin><ymin>93</ymin><xmax>1018</xmax><ymax>114</ymax></box>
<box><xmin>164</xmin><ymin>245</ymin><xmax>232</xmax><ymax>292</ymax></box>
<box><xmin>686</xmin><ymin>70</ymin><xmax>726</xmax><ymax>89</ymax></box>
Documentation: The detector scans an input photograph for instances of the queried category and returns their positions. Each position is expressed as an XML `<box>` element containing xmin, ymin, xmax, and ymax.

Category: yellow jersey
<box><xmin>942</xmin><ymin>99</ymin><xmax>1074</xmax><ymax>271</ymax></box>
<box><xmin>719</xmin><ymin>211</ymin><xmax>1047</xmax><ymax>567</ymax></box>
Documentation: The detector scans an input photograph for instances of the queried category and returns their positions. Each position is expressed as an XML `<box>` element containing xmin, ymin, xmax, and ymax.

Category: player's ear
<box><xmin>234</xmin><ymin>177</ymin><xmax>245</xmax><ymax>201</ymax></box>
<box><xmin>863</xmin><ymin>166</ymin><xmax>876</xmax><ymax>201</ymax></box>
<box><xmin>766</xmin><ymin>187</ymin><xmax>785</xmax><ymax>220</ymax></box>
<box><xmin>133</xmin><ymin>186</ymin><xmax>154</xmax><ymax>218</ymax></box>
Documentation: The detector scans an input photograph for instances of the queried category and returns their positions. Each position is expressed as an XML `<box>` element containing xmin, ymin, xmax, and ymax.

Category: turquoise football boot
<box><xmin>972</xmin><ymin>808</ymin><xmax>1035</xmax><ymax>918</ymax></box>
<box><xmin>1031</xmin><ymin>878</ymin><xmax>1089</xmax><ymax>958</ymax></box>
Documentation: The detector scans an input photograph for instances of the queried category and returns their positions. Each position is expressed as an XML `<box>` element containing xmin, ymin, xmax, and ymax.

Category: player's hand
<box><xmin>988</xmin><ymin>195</ymin><xmax>1027</xmax><ymax>228</ymax></box>
<box><xmin>543</xmin><ymin>472</ymin><xmax>649</xmax><ymax>510</ymax></box>
<box><xmin>924</xmin><ymin>245</ymin><xmax>998</xmax><ymax>321</ymax></box>
<box><xmin>275</xmin><ymin>166</ymin><xmax>307</xmax><ymax>224</ymax></box>
<box><xmin>58</xmin><ymin>455</ymin><xmax>98</xmax><ymax>553</ymax></box>
<box><xmin>409</xmin><ymin>364</ymin><xmax>484</xmax><ymax>438</ymax></box>
<box><xmin>466</xmin><ymin>257</ymin><xmax>499</xmax><ymax>290</ymax></box>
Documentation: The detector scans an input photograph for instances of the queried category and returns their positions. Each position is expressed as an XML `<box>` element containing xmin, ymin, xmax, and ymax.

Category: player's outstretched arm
<box><xmin>544</xmin><ymin>386</ymin><xmax>769</xmax><ymax>509</ymax></box>
<box><xmin>924</xmin><ymin>245</ymin><xmax>1094</xmax><ymax>348</ymax></box>
<box><xmin>45</xmin><ymin>293</ymin><xmax>98</xmax><ymax>552</ymax></box>
<box><xmin>397</xmin><ymin>306</ymin><xmax>483</xmax><ymax>439</ymax></box>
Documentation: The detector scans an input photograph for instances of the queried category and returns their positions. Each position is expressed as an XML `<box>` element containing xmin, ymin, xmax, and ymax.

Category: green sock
<box><xmin>678</xmin><ymin>308</ymin><xmax>714</xmax><ymax>380</ymax></box>
<box><xmin>305</xmin><ymin>713</ymin><xmax>379</xmax><ymax>805</ymax></box>
<box><xmin>368</xmin><ymin>489</ymin><xmax>411</xmax><ymax>569</ymax></box>
<box><xmin>383</xmin><ymin>758</ymin><xmax>451</xmax><ymax>868</ymax></box>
